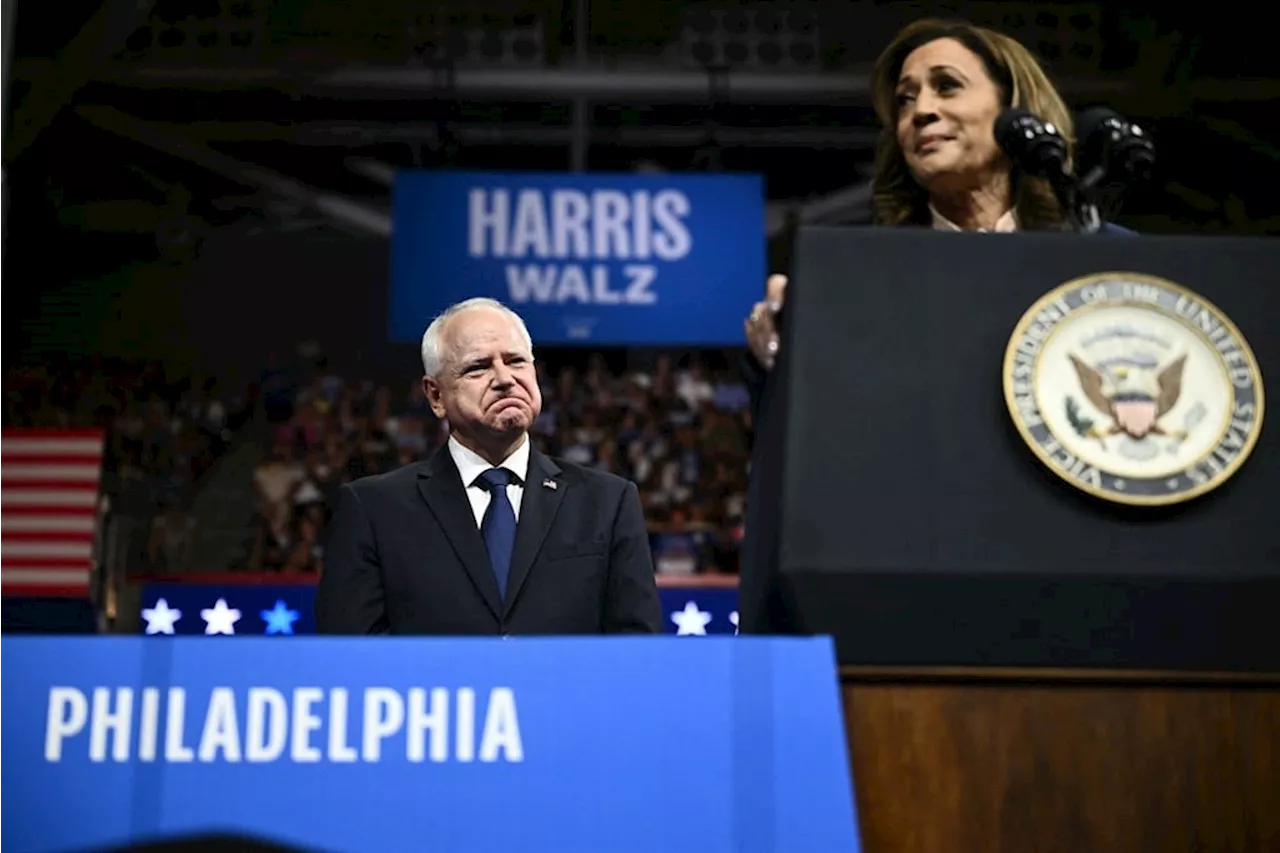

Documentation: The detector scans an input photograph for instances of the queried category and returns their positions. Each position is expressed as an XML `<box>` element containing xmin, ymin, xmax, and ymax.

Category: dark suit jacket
<box><xmin>315</xmin><ymin>443</ymin><xmax>662</xmax><ymax>635</ymax></box>
<box><xmin>738</xmin><ymin>220</ymin><xmax>1138</xmax><ymax>633</ymax></box>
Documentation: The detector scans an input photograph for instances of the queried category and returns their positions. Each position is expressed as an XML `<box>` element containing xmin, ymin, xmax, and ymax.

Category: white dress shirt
<box><xmin>930</xmin><ymin>204</ymin><xmax>1019</xmax><ymax>233</ymax></box>
<box><xmin>448</xmin><ymin>434</ymin><xmax>530</xmax><ymax>527</ymax></box>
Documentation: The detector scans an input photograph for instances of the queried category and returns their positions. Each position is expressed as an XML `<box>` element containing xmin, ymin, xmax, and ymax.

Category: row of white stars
<box><xmin>670</xmin><ymin>601</ymin><xmax>738</xmax><ymax>636</ymax></box>
<box><xmin>145</xmin><ymin>598</ymin><xmax>737</xmax><ymax>637</ymax></box>
<box><xmin>142</xmin><ymin>598</ymin><xmax>242</xmax><ymax>635</ymax></box>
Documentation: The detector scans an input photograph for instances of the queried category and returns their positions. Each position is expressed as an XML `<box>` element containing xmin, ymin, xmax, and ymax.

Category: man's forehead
<box><xmin>445</xmin><ymin>311</ymin><xmax>528</xmax><ymax>357</ymax></box>
<box><xmin>446</xmin><ymin>309</ymin><xmax>507</xmax><ymax>338</ymax></box>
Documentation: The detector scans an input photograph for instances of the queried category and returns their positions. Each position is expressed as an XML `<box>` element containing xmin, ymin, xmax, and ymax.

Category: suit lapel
<box><xmin>504</xmin><ymin>448</ymin><xmax>564</xmax><ymax>618</ymax></box>
<box><xmin>416</xmin><ymin>447</ymin><xmax>503</xmax><ymax>621</ymax></box>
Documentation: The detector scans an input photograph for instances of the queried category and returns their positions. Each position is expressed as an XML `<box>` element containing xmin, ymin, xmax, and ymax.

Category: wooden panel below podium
<box><xmin>841</xmin><ymin>669</ymin><xmax>1280</xmax><ymax>853</ymax></box>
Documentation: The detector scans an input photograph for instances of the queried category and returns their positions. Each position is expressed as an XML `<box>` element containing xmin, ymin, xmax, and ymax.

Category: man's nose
<box><xmin>491</xmin><ymin>362</ymin><xmax>514</xmax><ymax>387</ymax></box>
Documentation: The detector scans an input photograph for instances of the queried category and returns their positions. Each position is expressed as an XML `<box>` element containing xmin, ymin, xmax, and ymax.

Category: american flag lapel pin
<box><xmin>543</xmin><ymin>478</ymin><xmax>558</xmax><ymax>490</ymax></box>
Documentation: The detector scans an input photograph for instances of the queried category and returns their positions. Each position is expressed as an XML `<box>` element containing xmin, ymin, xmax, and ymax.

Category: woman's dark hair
<box><xmin>870</xmin><ymin>18</ymin><xmax>1074</xmax><ymax>230</ymax></box>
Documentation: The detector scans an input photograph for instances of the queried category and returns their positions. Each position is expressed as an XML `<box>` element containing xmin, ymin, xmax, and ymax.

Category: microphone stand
<box><xmin>1067</xmin><ymin>188</ymin><xmax>1102</xmax><ymax>235</ymax></box>
<box><xmin>1047</xmin><ymin>165</ymin><xmax>1102</xmax><ymax>235</ymax></box>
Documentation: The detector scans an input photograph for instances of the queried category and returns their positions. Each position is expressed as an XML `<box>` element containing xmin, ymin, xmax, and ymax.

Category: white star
<box><xmin>200</xmin><ymin>598</ymin><xmax>242</xmax><ymax>635</ymax></box>
<box><xmin>670</xmin><ymin>600</ymin><xmax>712</xmax><ymax>636</ymax></box>
<box><xmin>729</xmin><ymin>611</ymin><xmax>740</xmax><ymax>635</ymax></box>
<box><xmin>141</xmin><ymin>598</ymin><xmax>182</xmax><ymax>635</ymax></box>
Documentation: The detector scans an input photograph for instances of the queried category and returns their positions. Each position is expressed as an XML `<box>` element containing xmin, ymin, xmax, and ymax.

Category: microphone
<box><xmin>994</xmin><ymin>107</ymin><xmax>1070</xmax><ymax>184</ymax></box>
<box><xmin>994</xmin><ymin>107</ymin><xmax>1096</xmax><ymax>232</ymax></box>
<box><xmin>1075</xmin><ymin>106</ymin><xmax>1155</xmax><ymax>191</ymax></box>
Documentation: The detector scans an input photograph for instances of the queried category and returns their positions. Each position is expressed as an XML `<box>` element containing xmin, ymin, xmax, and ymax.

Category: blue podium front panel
<box><xmin>3</xmin><ymin>637</ymin><xmax>859</xmax><ymax>853</ymax></box>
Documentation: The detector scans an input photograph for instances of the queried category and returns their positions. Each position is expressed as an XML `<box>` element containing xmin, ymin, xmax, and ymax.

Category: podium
<box><xmin>749</xmin><ymin>227</ymin><xmax>1280</xmax><ymax>851</ymax></box>
<box><xmin>2</xmin><ymin>636</ymin><xmax>858</xmax><ymax>853</ymax></box>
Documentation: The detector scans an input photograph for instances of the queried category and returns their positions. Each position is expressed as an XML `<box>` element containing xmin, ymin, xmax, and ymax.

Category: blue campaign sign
<box><xmin>3</xmin><ymin>636</ymin><xmax>860</xmax><ymax>853</ymax></box>
<box><xmin>139</xmin><ymin>583</ymin><xmax>740</xmax><ymax>636</ymax></box>
<box><xmin>391</xmin><ymin>171</ymin><xmax>766</xmax><ymax>345</ymax></box>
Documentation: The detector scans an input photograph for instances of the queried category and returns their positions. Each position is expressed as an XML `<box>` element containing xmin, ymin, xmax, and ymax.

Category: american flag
<box><xmin>1</xmin><ymin>429</ymin><xmax>105</xmax><ymax>597</ymax></box>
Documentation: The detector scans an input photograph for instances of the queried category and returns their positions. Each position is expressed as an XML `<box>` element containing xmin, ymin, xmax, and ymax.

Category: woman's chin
<box><xmin>910</xmin><ymin>155</ymin><xmax>962</xmax><ymax>181</ymax></box>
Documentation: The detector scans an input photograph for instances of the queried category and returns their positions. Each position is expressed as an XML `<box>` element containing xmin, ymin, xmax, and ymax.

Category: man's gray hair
<box><xmin>419</xmin><ymin>297</ymin><xmax>535</xmax><ymax>378</ymax></box>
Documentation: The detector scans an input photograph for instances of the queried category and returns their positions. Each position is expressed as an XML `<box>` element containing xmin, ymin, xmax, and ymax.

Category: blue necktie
<box><xmin>477</xmin><ymin>468</ymin><xmax>518</xmax><ymax>601</ymax></box>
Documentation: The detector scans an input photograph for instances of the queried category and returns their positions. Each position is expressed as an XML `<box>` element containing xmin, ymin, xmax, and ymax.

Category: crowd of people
<box><xmin>4</xmin><ymin>348</ymin><xmax>755</xmax><ymax>579</ymax></box>
<box><xmin>3</xmin><ymin>357</ymin><xmax>254</xmax><ymax>574</ymax></box>
<box><xmin>3</xmin><ymin>357</ymin><xmax>248</xmax><ymax>505</ymax></box>
<box><xmin>246</xmin><ymin>350</ymin><xmax>754</xmax><ymax>577</ymax></box>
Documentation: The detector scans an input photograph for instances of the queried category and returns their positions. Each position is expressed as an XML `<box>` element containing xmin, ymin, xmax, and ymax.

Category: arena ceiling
<box><xmin>5</xmin><ymin>0</ymin><xmax>1278</xmax><ymax>272</ymax></box>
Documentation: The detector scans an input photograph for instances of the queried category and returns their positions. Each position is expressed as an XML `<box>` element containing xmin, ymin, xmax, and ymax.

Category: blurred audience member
<box><xmin>147</xmin><ymin>500</ymin><xmax>196</xmax><ymax>572</ymax></box>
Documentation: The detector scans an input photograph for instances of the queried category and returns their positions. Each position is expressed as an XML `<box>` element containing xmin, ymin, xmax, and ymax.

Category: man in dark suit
<box><xmin>315</xmin><ymin>297</ymin><xmax>661</xmax><ymax>635</ymax></box>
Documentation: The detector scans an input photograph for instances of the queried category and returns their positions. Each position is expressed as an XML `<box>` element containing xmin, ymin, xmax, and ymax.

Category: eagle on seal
<box><xmin>1069</xmin><ymin>353</ymin><xmax>1188</xmax><ymax>442</ymax></box>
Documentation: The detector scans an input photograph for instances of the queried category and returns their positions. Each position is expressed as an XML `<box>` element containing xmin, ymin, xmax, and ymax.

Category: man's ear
<box><xmin>423</xmin><ymin>375</ymin><xmax>447</xmax><ymax>419</ymax></box>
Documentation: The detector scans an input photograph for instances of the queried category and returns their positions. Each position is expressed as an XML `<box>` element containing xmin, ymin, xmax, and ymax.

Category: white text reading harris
<box><xmin>468</xmin><ymin>187</ymin><xmax>692</xmax><ymax>261</ymax></box>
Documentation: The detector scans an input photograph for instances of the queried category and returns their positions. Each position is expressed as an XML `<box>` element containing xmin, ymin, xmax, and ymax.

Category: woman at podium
<box><xmin>745</xmin><ymin>17</ymin><xmax>1077</xmax><ymax>373</ymax></box>
<box><xmin>738</xmin><ymin>17</ymin><xmax>1082</xmax><ymax>633</ymax></box>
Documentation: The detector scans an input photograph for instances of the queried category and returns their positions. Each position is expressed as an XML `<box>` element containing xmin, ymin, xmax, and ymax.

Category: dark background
<box><xmin>6</xmin><ymin>0</ymin><xmax>1279</xmax><ymax>374</ymax></box>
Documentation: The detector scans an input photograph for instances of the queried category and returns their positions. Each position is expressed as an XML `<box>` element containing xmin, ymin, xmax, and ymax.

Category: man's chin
<box><xmin>489</xmin><ymin>411</ymin><xmax>531</xmax><ymax>434</ymax></box>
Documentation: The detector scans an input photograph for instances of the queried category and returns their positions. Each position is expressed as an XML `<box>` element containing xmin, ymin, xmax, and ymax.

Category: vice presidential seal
<box><xmin>1002</xmin><ymin>272</ymin><xmax>1264</xmax><ymax>506</ymax></box>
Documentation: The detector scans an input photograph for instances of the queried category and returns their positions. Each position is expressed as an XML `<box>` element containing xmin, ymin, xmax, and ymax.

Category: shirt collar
<box><xmin>448</xmin><ymin>433</ymin><xmax>530</xmax><ymax>488</ymax></box>
<box><xmin>929</xmin><ymin>203</ymin><xmax>1019</xmax><ymax>233</ymax></box>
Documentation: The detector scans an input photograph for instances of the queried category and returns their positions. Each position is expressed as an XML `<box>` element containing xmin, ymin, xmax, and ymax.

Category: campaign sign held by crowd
<box><xmin>4</xmin><ymin>637</ymin><xmax>859</xmax><ymax>853</ymax></box>
<box><xmin>391</xmin><ymin>171</ymin><xmax>765</xmax><ymax>345</ymax></box>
